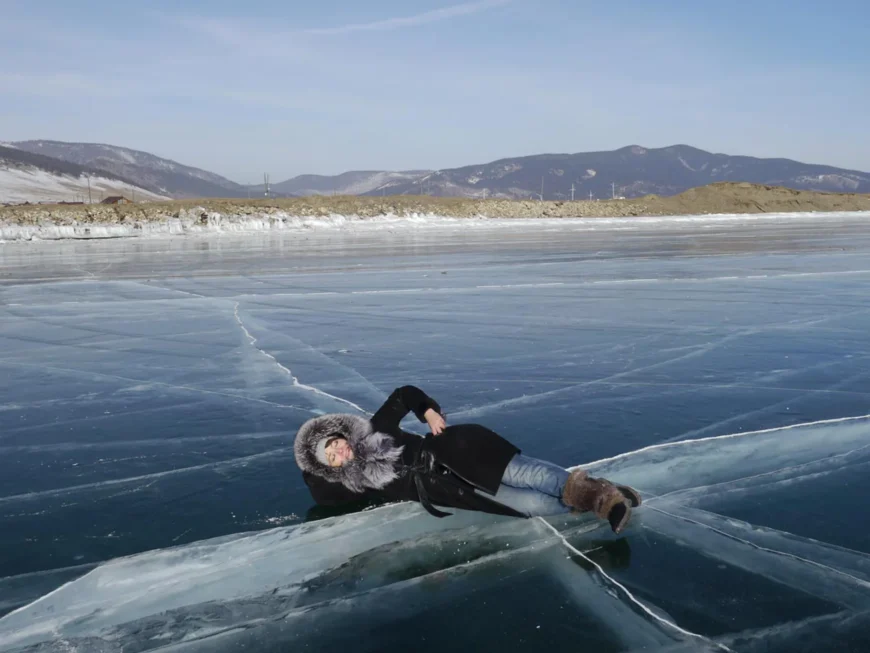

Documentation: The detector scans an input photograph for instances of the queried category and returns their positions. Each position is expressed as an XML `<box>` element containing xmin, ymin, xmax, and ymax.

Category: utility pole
<box><xmin>570</xmin><ymin>183</ymin><xmax>575</xmax><ymax>201</ymax></box>
<box><xmin>541</xmin><ymin>176</ymin><xmax>544</xmax><ymax>201</ymax></box>
<box><xmin>87</xmin><ymin>176</ymin><xmax>92</xmax><ymax>204</ymax></box>
<box><xmin>611</xmin><ymin>182</ymin><xmax>616</xmax><ymax>200</ymax></box>
<box><xmin>264</xmin><ymin>173</ymin><xmax>270</xmax><ymax>198</ymax></box>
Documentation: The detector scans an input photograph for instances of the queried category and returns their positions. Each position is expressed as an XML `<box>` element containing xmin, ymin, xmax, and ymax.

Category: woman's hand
<box><xmin>424</xmin><ymin>408</ymin><xmax>446</xmax><ymax>435</ymax></box>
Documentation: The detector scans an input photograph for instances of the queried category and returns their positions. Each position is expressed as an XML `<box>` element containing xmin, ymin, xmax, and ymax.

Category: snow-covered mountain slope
<box><xmin>11</xmin><ymin>140</ymin><xmax>248</xmax><ymax>199</ymax></box>
<box><xmin>0</xmin><ymin>145</ymin><xmax>166</xmax><ymax>204</ymax></box>
<box><xmin>270</xmin><ymin>170</ymin><xmax>431</xmax><ymax>196</ymax></box>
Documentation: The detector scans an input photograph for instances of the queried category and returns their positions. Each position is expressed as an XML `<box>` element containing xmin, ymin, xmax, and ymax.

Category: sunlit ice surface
<box><xmin>2</xmin><ymin>211</ymin><xmax>870</xmax><ymax>652</ymax></box>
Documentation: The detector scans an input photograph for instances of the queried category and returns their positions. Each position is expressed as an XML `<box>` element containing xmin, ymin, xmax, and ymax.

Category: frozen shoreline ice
<box><xmin>2</xmin><ymin>210</ymin><xmax>870</xmax><ymax>242</ymax></box>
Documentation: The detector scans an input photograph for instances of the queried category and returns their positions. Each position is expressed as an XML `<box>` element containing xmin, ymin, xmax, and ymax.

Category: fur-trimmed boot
<box><xmin>562</xmin><ymin>470</ymin><xmax>636</xmax><ymax>534</ymax></box>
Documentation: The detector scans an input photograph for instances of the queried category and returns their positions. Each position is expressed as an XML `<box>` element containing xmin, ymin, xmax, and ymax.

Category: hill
<box><xmin>8</xmin><ymin>141</ymin><xmax>870</xmax><ymax>203</ymax></box>
<box><xmin>370</xmin><ymin>145</ymin><xmax>870</xmax><ymax>199</ymax></box>
<box><xmin>266</xmin><ymin>170</ymin><xmax>432</xmax><ymax>196</ymax></box>
<box><xmin>10</xmin><ymin>140</ymin><xmax>251</xmax><ymax>199</ymax></box>
<box><xmin>0</xmin><ymin>145</ymin><xmax>166</xmax><ymax>204</ymax></box>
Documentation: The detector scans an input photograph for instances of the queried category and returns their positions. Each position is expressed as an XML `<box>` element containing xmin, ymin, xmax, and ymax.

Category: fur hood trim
<box><xmin>294</xmin><ymin>413</ymin><xmax>404</xmax><ymax>493</ymax></box>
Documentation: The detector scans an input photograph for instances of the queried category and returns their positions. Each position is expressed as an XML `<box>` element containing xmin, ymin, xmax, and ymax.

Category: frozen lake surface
<box><xmin>1</xmin><ymin>212</ymin><xmax>870</xmax><ymax>652</ymax></box>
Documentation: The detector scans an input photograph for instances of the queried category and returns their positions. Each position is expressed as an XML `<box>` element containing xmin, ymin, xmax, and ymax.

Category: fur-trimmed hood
<box><xmin>294</xmin><ymin>413</ymin><xmax>404</xmax><ymax>493</ymax></box>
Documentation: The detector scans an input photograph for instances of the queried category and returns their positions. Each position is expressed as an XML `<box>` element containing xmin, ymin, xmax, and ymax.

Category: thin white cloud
<box><xmin>0</xmin><ymin>72</ymin><xmax>116</xmax><ymax>97</ymax></box>
<box><xmin>305</xmin><ymin>0</ymin><xmax>511</xmax><ymax>35</ymax></box>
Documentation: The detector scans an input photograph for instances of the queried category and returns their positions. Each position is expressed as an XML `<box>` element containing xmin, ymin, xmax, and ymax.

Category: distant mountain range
<box><xmin>0</xmin><ymin>144</ymin><xmax>165</xmax><ymax>204</ymax></box>
<box><xmin>3</xmin><ymin>140</ymin><xmax>869</xmax><ymax>204</ymax></box>
<box><xmin>9</xmin><ymin>141</ymin><xmax>252</xmax><ymax>199</ymax></box>
<box><xmin>367</xmin><ymin>145</ymin><xmax>870</xmax><ymax>200</ymax></box>
<box><xmin>264</xmin><ymin>170</ymin><xmax>432</xmax><ymax>197</ymax></box>
<box><xmin>246</xmin><ymin>146</ymin><xmax>870</xmax><ymax>200</ymax></box>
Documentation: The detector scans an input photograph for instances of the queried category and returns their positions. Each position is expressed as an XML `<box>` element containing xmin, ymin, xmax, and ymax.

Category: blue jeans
<box><xmin>480</xmin><ymin>453</ymin><xmax>572</xmax><ymax>517</ymax></box>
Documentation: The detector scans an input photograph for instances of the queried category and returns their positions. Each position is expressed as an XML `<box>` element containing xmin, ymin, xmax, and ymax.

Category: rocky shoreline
<box><xmin>1</xmin><ymin>183</ymin><xmax>869</xmax><ymax>238</ymax></box>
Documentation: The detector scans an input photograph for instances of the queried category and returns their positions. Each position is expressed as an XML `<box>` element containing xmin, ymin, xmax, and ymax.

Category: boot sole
<box><xmin>608</xmin><ymin>502</ymin><xmax>632</xmax><ymax>534</ymax></box>
<box><xmin>616</xmin><ymin>485</ymin><xmax>642</xmax><ymax>507</ymax></box>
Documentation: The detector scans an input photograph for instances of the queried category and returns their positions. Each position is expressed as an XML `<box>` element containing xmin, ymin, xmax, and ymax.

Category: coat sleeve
<box><xmin>303</xmin><ymin>471</ymin><xmax>375</xmax><ymax>506</ymax></box>
<box><xmin>370</xmin><ymin>385</ymin><xmax>442</xmax><ymax>433</ymax></box>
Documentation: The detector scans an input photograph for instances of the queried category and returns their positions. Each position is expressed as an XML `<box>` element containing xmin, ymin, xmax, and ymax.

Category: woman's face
<box><xmin>326</xmin><ymin>437</ymin><xmax>354</xmax><ymax>467</ymax></box>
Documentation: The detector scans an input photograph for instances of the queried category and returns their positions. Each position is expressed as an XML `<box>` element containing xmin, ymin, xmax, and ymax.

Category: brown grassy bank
<box><xmin>2</xmin><ymin>182</ymin><xmax>869</xmax><ymax>227</ymax></box>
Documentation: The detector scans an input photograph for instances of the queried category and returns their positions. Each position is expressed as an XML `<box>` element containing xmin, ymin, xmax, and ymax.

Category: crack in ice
<box><xmin>0</xmin><ymin>448</ymin><xmax>292</xmax><ymax>505</ymax></box>
<box><xmin>450</xmin><ymin>332</ymin><xmax>747</xmax><ymax>419</ymax></box>
<box><xmin>652</xmin><ymin>441</ymin><xmax>870</xmax><ymax>505</ymax></box>
<box><xmin>134</xmin><ymin>281</ymin><xmax>210</xmax><ymax>299</ymax></box>
<box><xmin>667</xmin><ymin>366</ymin><xmax>870</xmax><ymax>443</ymax></box>
<box><xmin>0</xmin><ymin>360</ymin><xmax>309</xmax><ymax>413</ymax></box>
<box><xmin>535</xmin><ymin>517</ymin><xmax>734</xmax><ymax>652</ymax></box>
<box><xmin>573</xmin><ymin>412</ymin><xmax>870</xmax><ymax>471</ymax></box>
<box><xmin>648</xmin><ymin>506</ymin><xmax>870</xmax><ymax>591</ymax></box>
<box><xmin>233</xmin><ymin>302</ymin><xmax>368</xmax><ymax>414</ymax></box>
<box><xmin>453</xmin><ymin>305</ymin><xmax>870</xmax><ymax>420</ymax></box>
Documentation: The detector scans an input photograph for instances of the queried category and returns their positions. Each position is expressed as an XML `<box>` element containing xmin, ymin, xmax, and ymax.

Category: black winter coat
<box><xmin>302</xmin><ymin>386</ymin><xmax>526</xmax><ymax>518</ymax></box>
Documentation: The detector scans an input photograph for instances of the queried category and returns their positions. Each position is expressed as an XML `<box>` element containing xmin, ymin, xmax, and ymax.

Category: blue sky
<box><xmin>2</xmin><ymin>0</ymin><xmax>868</xmax><ymax>182</ymax></box>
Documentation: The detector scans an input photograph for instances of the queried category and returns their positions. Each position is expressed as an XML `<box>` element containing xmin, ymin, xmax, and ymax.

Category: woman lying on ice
<box><xmin>294</xmin><ymin>385</ymin><xmax>641</xmax><ymax>533</ymax></box>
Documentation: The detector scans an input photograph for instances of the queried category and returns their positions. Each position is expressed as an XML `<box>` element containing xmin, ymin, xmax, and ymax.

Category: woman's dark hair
<box><xmin>324</xmin><ymin>435</ymin><xmax>343</xmax><ymax>449</ymax></box>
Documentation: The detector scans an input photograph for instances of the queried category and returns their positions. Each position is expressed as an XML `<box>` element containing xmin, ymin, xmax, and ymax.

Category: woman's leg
<box><xmin>488</xmin><ymin>453</ymin><xmax>639</xmax><ymax>528</ymax></box>
<box><xmin>480</xmin><ymin>483</ymin><xmax>571</xmax><ymax>517</ymax></box>
<box><xmin>477</xmin><ymin>453</ymin><xmax>572</xmax><ymax>517</ymax></box>
<box><xmin>500</xmin><ymin>453</ymin><xmax>570</xmax><ymax>498</ymax></box>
